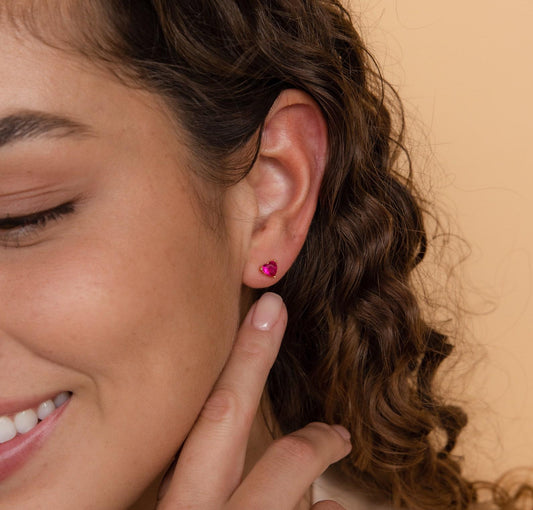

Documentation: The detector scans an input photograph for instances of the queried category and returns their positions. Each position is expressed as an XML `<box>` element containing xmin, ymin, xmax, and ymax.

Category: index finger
<box><xmin>159</xmin><ymin>293</ymin><xmax>287</xmax><ymax>508</ymax></box>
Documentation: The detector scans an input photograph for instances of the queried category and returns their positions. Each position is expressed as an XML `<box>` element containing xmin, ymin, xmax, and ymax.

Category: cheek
<box><xmin>0</xmin><ymin>147</ymin><xmax>247</xmax><ymax>508</ymax></box>
<box><xmin>0</xmin><ymin>202</ymin><xmax>241</xmax><ymax>505</ymax></box>
<box><xmin>0</xmin><ymin>193</ymin><xmax>240</xmax><ymax>433</ymax></box>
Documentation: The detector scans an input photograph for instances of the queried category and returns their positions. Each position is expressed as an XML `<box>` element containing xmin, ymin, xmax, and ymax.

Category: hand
<box><xmin>156</xmin><ymin>292</ymin><xmax>352</xmax><ymax>510</ymax></box>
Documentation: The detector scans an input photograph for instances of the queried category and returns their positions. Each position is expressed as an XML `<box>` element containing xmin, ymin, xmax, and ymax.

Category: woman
<box><xmin>0</xmin><ymin>1</ymin><xmax>529</xmax><ymax>509</ymax></box>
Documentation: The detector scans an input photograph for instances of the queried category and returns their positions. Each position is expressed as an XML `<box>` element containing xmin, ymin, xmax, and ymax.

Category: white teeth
<box><xmin>14</xmin><ymin>409</ymin><xmax>39</xmax><ymax>434</ymax></box>
<box><xmin>37</xmin><ymin>400</ymin><xmax>55</xmax><ymax>420</ymax></box>
<box><xmin>53</xmin><ymin>392</ymin><xmax>69</xmax><ymax>408</ymax></box>
<box><xmin>0</xmin><ymin>416</ymin><xmax>17</xmax><ymax>444</ymax></box>
<box><xmin>0</xmin><ymin>392</ymin><xmax>71</xmax><ymax>445</ymax></box>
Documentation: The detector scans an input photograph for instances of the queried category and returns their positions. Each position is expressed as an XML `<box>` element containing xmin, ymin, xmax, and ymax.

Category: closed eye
<box><xmin>0</xmin><ymin>201</ymin><xmax>76</xmax><ymax>246</ymax></box>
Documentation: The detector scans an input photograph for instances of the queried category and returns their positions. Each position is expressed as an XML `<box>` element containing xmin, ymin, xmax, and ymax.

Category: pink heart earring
<box><xmin>259</xmin><ymin>260</ymin><xmax>278</xmax><ymax>278</ymax></box>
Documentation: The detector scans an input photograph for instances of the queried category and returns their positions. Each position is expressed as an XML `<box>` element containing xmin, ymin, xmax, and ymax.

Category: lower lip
<box><xmin>0</xmin><ymin>399</ymin><xmax>70</xmax><ymax>483</ymax></box>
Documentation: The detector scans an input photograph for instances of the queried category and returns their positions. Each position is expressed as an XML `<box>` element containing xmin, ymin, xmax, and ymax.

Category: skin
<box><xmin>0</xmin><ymin>25</ymin><xmax>350</xmax><ymax>510</ymax></box>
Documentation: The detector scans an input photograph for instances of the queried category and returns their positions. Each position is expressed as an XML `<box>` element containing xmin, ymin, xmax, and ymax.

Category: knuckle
<box><xmin>235</xmin><ymin>330</ymin><xmax>273</xmax><ymax>361</ymax></box>
<box><xmin>200</xmin><ymin>387</ymin><xmax>243</xmax><ymax>424</ymax></box>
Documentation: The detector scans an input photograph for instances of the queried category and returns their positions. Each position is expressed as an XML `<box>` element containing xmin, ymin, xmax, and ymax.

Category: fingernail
<box><xmin>331</xmin><ymin>425</ymin><xmax>351</xmax><ymax>442</ymax></box>
<box><xmin>252</xmin><ymin>292</ymin><xmax>283</xmax><ymax>331</ymax></box>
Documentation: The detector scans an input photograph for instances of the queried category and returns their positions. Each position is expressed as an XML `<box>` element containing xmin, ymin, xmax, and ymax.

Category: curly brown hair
<box><xmin>5</xmin><ymin>1</ymin><xmax>531</xmax><ymax>509</ymax></box>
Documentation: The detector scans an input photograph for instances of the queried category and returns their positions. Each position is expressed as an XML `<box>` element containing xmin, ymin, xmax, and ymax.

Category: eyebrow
<box><xmin>0</xmin><ymin>110</ymin><xmax>94</xmax><ymax>148</ymax></box>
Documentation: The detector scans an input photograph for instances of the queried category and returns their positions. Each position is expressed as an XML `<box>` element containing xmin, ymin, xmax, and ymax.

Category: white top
<box><xmin>311</xmin><ymin>467</ymin><xmax>392</xmax><ymax>509</ymax></box>
<box><xmin>311</xmin><ymin>466</ymin><xmax>497</xmax><ymax>510</ymax></box>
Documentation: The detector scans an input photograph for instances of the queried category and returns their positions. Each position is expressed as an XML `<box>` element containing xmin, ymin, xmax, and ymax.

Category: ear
<box><xmin>242</xmin><ymin>89</ymin><xmax>327</xmax><ymax>289</ymax></box>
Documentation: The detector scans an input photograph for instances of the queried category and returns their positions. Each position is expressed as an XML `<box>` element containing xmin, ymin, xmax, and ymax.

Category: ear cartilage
<box><xmin>260</xmin><ymin>261</ymin><xmax>278</xmax><ymax>278</ymax></box>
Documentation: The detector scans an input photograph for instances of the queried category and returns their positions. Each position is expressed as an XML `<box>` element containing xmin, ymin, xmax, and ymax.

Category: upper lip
<box><xmin>0</xmin><ymin>392</ymin><xmax>66</xmax><ymax>417</ymax></box>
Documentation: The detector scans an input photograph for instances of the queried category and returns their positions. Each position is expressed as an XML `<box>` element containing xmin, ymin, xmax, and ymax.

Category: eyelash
<box><xmin>0</xmin><ymin>202</ymin><xmax>75</xmax><ymax>246</ymax></box>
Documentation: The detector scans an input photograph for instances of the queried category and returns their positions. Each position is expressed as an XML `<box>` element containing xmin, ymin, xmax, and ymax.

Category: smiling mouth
<box><xmin>0</xmin><ymin>392</ymin><xmax>71</xmax><ymax>444</ymax></box>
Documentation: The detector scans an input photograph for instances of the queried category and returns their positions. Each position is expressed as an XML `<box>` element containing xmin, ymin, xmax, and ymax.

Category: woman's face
<box><xmin>0</xmin><ymin>27</ymin><xmax>248</xmax><ymax>509</ymax></box>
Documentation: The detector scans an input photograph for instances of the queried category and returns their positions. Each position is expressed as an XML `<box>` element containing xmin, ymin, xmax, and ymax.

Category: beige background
<box><xmin>347</xmin><ymin>1</ymin><xmax>533</xmax><ymax>480</ymax></box>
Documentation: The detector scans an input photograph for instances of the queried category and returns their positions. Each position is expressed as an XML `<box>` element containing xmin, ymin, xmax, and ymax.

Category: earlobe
<box><xmin>242</xmin><ymin>89</ymin><xmax>328</xmax><ymax>289</ymax></box>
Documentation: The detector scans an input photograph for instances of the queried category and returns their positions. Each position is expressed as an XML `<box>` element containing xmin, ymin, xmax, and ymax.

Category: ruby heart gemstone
<box><xmin>260</xmin><ymin>261</ymin><xmax>278</xmax><ymax>277</ymax></box>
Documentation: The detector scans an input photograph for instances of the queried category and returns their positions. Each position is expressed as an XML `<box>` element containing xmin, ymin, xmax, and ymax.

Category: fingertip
<box><xmin>328</xmin><ymin>425</ymin><xmax>352</xmax><ymax>461</ymax></box>
<box><xmin>251</xmin><ymin>292</ymin><xmax>284</xmax><ymax>331</ymax></box>
<box><xmin>330</xmin><ymin>425</ymin><xmax>351</xmax><ymax>443</ymax></box>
